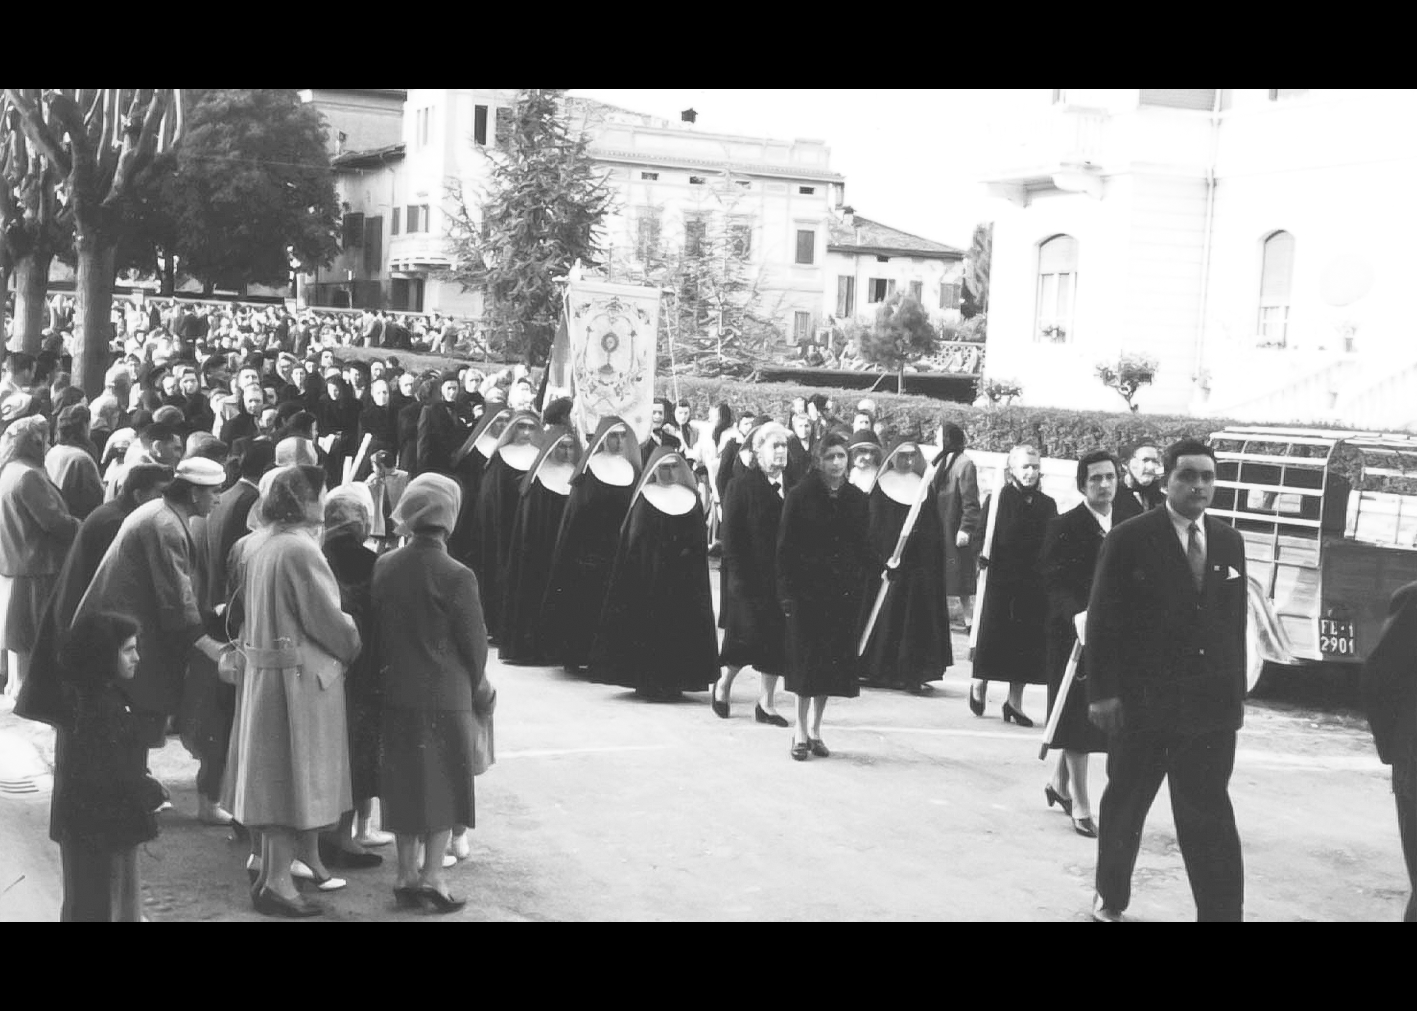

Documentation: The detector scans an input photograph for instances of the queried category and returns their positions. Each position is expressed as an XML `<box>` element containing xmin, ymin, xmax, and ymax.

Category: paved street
<box><xmin>1</xmin><ymin>607</ymin><xmax>1407</xmax><ymax>922</ymax></box>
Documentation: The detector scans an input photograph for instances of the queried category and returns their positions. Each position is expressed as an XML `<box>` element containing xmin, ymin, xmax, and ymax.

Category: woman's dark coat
<box><xmin>777</xmin><ymin>470</ymin><xmax>871</xmax><ymax>698</ymax></box>
<box><xmin>324</xmin><ymin>533</ymin><xmax>382</xmax><ymax>800</ymax></box>
<box><xmin>1039</xmin><ymin>502</ymin><xmax>1109</xmax><ymax>753</ymax></box>
<box><xmin>719</xmin><ymin>465</ymin><xmax>791</xmax><ymax>675</ymax></box>
<box><xmin>972</xmin><ymin>481</ymin><xmax>1057</xmax><ymax>685</ymax></box>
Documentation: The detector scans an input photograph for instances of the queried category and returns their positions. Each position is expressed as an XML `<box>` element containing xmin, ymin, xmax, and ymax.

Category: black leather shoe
<box><xmin>1002</xmin><ymin>702</ymin><xmax>1034</xmax><ymax>727</ymax></box>
<box><xmin>1072</xmin><ymin>817</ymin><xmax>1098</xmax><ymax>838</ymax></box>
<box><xmin>253</xmin><ymin>887</ymin><xmax>322</xmax><ymax>918</ymax></box>
<box><xmin>755</xmin><ymin>704</ymin><xmax>790</xmax><ymax>727</ymax></box>
<box><xmin>711</xmin><ymin>685</ymin><xmax>730</xmax><ymax>719</ymax></box>
<box><xmin>790</xmin><ymin>738</ymin><xmax>811</xmax><ymax>761</ymax></box>
<box><xmin>394</xmin><ymin>886</ymin><xmax>424</xmax><ymax>910</ymax></box>
<box><xmin>1045</xmin><ymin>784</ymin><xmax>1074</xmax><ymax>817</ymax></box>
<box><xmin>418</xmin><ymin>886</ymin><xmax>467</xmax><ymax>914</ymax></box>
<box><xmin>968</xmin><ymin>686</ymin><xmax>985</xmax><ymax>717</ymax></box>
<box><xmin>808</xmin><ymin>738</ymin><xmax>830</xmax><ymax>758</ymax></box>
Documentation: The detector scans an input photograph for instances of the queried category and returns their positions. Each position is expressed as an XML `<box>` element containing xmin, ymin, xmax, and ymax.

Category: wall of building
<box><xmin>301</xmin><ymin>90</ymin><xmax>404</xmax><ymax>155</ymax></box>
<box><xmin>822</xmin><ymin>250</ymin><xmax>964</xmax><ymax>327</ymax></box>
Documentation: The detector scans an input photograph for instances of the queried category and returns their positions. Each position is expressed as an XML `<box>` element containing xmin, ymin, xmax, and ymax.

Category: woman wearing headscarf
<box><xmin>539</xmin><ymin>417</ymin><xmax>640</xmax><ymax>673</ymax></box>
<box><xmin>49</xmin><ymin>611</ymin><xmax>162</xmax><ymax>921</ymax></box>
<box><xmin>587</xmin><ymin>446</ymin><xmax>718</xmax><ymax>700</ymax></box>
<box><xmin>416</xmin><ymin>372</ymin><xmax>467</xmax><ymax>477</ymax></box>
<box><xmin>471</xmin><ymin>410</ymin><xmax>541</xmax><ymax>642</ymax></box>
<box><xmin>396</xmin><ymin>373</ymin><xmax>430</xmax><ymax>474</ymax></box>
<box><xmin>447</xmin><ymin>405</ymin><xmax>511</xmax><ymax>568</ymax></box>
<box><xmin>858</xmin><ymin>436</ymin><xmax>952</xmax><ymax>693</ymax></box>
<box><xmin>1</xmin><ymin>415</ymin><xmax>79</xmax><ymax>707</ymax></box>
<box><xmin>373</xmin><ymin>473</ymin><xmax>490</xmax><ymax>914</ymax></box>
<box><xmin>46</xmin><ymin>405</ymin><xmax>104</xmax><ymax>521</ymax></box>
<box><xmin>316</xmin><ymin>374</ymin><xmax>360</xmax><ymax>487</ymax></box>
<box><xmin>354</xmin><ymin>378</ymin><xmax>397</xmax><ymax>481</ymax></box>
<box><xmin>499</xmin><ymin>426</ymin><xmax>581</xmax><ymax>666</ymax></box>
<box><xmin>713</xmin><ymin>421</ymin><xmax>794</xmax><ymax>724</ymax></box>
<box><xmin>931</xmin><ymin>420</ymin><xmax>982</xmax><ymax>634</ymax></box>
<box><xmin>320</xmin><ymin>485</ymin><xmax>390</xmax><ymax>864</ymax></box>
<box><xmin>229</xmin><ymin>465</ymin><xmax>362</xmax><ymax>918</ymax></box>
<box><xmin>299</xmin><ymin>371</ymin><xmax>324</xmax><ymax>415</ymax></box>
<box><xmin>777</xmin><ymin>430</ymin><xmax>872</xmax><ymax>760</ymax></box>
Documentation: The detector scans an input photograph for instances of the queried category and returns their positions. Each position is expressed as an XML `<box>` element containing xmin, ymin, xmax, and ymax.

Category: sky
<box><xmin>572</xmin><ymin>89</ymin><xmax>1045</xmax><ymax>250</ymax></box>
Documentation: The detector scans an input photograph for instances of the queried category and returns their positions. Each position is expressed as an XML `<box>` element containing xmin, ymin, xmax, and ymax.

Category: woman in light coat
<box><xmin>229</xmin><ymin>465</ymin><xmax>362</xmax><ymax>918</ymax></box>
<box><xmin>1</xmin><ymin>415</ymin><xmax>79</xmax><ymax>707</ymax></box>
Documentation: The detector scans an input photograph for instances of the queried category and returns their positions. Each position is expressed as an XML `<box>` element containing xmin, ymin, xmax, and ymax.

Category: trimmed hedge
<box><xmin>656</xmin><ymin>375</ymin><xmax>1262</xmax><ymax>459</ymax></box>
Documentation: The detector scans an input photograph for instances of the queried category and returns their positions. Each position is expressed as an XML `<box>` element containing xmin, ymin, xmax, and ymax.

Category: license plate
<box><xmin>1319</xmin><ymin>619</ymin><xmax>1357</xmax><ymax>657</ymax></box>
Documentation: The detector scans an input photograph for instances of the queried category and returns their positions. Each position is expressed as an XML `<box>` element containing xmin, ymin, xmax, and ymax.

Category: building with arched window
<box><xmin>979</xmin><ymin>89</ymin><xmax>1417</xmax><ymax>428</ymax></box>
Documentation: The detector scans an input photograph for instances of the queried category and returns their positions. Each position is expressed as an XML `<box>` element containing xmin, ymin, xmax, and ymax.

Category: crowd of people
<box><xmin>2</xmin><ymin>289</ymin><xmax>1413</xmax><ymax>922</ymax></box>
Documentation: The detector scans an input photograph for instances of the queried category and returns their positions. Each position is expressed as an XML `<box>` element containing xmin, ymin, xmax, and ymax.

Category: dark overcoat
<box><xmin>1040</xmin><ymin>502</ymin><xmax>1109</xmax><ymax>753</ymax></box>
<box><xmin>932</xmin><ymin>450</ymin><xmax>982</xmax><ymax>597</ymax></box>
<box><xmin>776</xmin><ymin>471</ymin><xmax>871</xmax><ymax>697</ymax></box>
<box><xmin>719</xmin><ymin>466</ymin><xmax>790</xmax><ymax>674</ymax></box>
<box><xmin>972</xmin><ymin>482</ymin><xmax>1057</xmax><ymax>685</ymax></box>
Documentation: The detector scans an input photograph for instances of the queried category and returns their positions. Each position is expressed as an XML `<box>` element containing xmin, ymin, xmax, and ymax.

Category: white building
<box><xmin>824</xmin><ymin>208</ymin><xmax>964</xmax><ymax>327</ymax></box>
<box><xmin>299</xmin><ymin>90</ymin><xmax>850</xmax><ymax>342</ymax></box>
<box><xmin>978</xmin><ymin>89</ymin><xmax>1417</xmax><ymax>428</ymax></box>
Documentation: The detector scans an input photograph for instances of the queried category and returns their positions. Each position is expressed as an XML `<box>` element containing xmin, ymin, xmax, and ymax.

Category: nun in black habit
<box><xmin>471</xmin><ymin>410</ymin><xmax>542</xmax><ymax>642</ymax></box>
<box><xmin>713</xmin><ymin>421</ymin><xmax>794</xmax><ymax>725</ymax></box>
<box><xmin>587</xmin><ymin>446</ymin><xmax>718</xmax><ymax>699</ymax></box>
<box><xmin>499</xmin><ymin>426</ymin><xmax>581</xmax><ymax>666</ymax></box>
<box><xmin>858</xmin><ymin>437</ymin><xmax>952</xmax><ymax>693</ymax></box>
<box><xmin>447</xmin><ymin>406</ymin><xmax>511</xmax><ymax>568</ymax></box>
<box><xmin>539</xmin><ymin>416</ymin><xmax>640</xmax><ymax>672</ymax></box>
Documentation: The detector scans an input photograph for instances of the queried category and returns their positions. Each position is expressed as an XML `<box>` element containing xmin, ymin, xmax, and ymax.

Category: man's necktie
<box><xmin>771</xmin><ymin>480</ymin><xmax>783</xmax><ymax>500</ymax></box>
<box><xmin>1187</xmin><ymin>522</ymin><xmax>1205</xmax><ymax>592</ymax></box>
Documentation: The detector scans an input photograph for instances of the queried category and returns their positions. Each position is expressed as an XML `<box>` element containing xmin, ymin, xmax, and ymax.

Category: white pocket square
<box><xmin>1224</xmin><ymin>566</ymin><xmax>1242</xmax><ymax>581</ymax></box>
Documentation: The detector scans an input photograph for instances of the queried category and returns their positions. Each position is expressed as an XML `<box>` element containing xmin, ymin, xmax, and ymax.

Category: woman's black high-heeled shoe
<box><xmin>394</xmin><ymin>886</ymin><xmax>424</xmax><ymax>910</ymax></box>
<box><xmin>1001</xmin><ymin>702</ymin><xmax>1034</xmax><ymax>727</ymax></box>
<box><xmin>1072</xmin><ymin>816</ymin><xmax>1098</xmax><ymax>838</ymax></box>
<box><xmin>968</xmin><ymin>686</ymin><xmax>985</xmax><ymax>717</ymax></box>
<box><xmin>1045</xmin><ymin>784</ymin><xmax>1074</xmax><ymax>817</ymax></box>
<box><xmin>711</xmin><ymin>684</ymin><xmax>730</xmax><ymax>719</ymax></box>
<box><xmin>755</xmin><ymin>703</ymin><xmax>790</xmax><ymax>728</ymax></box>
<box><xmin>253</xmin><ymin>886</ymin><xmax>322</xmax><ymax>918</ymax></box>
<box><xmin>418</xmin><ymin>886</ymin><xmax>467</xmax><ymax>914</ymax></box>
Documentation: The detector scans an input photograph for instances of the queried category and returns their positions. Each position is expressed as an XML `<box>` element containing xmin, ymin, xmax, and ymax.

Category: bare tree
<box><xmin>1</xmin><ymin>106</ymin><xmax>68</xmax><ymax>354</ymax></box>
<box><xmin>3</xmin><ymin>89</ymin><xmax>182</xmax><ymax>395</ymax></box>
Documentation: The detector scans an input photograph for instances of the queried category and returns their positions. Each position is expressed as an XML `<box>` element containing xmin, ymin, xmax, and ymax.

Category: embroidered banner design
<box><xmin>564</xmin><ymin>278</ymin><xmax>660</xmax><ymax>444</ymax></box>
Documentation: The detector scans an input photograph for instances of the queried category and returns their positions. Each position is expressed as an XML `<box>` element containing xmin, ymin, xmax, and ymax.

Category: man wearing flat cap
<box><xmin>74</xmin><ymin>456</ymin><xmax>230</xmax><ymax>754</ymax></box>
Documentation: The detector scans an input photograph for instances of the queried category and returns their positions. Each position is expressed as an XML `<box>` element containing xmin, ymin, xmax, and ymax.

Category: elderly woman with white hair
<box><xmin>373</xmin><ymin>473</ymin><xmax>491</xmax><ymax>913</ymax></box>
<box><xmin>1</xmin><ymin>415</ymin><xmax>79</xmax><ymax>708</ymax></box>
<box><xmin>713</xmin><ymin>420</ymin><xmax>794</xmax><ymax>723</ymax></box>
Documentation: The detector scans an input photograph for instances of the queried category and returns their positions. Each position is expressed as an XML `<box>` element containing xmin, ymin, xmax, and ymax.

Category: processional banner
<box><xmin>563</xmin><ymin>278</ymin><xmax>660</xmax><ymax>444</ymax></box>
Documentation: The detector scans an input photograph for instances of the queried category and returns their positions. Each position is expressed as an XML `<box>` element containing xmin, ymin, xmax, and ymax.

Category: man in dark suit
<box><xmin>1111</xmin><ymin>440</ymin><xmax>1166</xmax><ymax>523</ymax></box>
<box><xmin>640</xmin><ymin>397</ymin><xmax>681</xmax><ymax>465</ymax></box>
<box><xmin>1086</xmin><ymin>438</ymin><xmax>1248</xmax><ymax>922</ymax></box>
<box><xmin>1362</xmin><ymin>583</ymin><xmax>1417</xmax><ymax>921</ymax></box>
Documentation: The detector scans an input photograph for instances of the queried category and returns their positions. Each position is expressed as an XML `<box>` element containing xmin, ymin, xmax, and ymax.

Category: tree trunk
<box><xmin>73</xmin><ymin>237</ymin><xmax>118</xmax><ymax>400</ymax></box>
<box><xmin>161</xmin><ymin>253</ymin><xmax>175</xmax><ymax>296</ymax></box>
<box><xmin>12</xmin><ymin>250</ymin><xmax>53</xmax><ymax>355</ymax></box>
<box><xmin>202</xmin><ymin>279</ymin><xmax>213</xmax><ymax>297</ymax></box>
<box><xmin>898</xmin><ymin>365</ymin><xmax>906</xmax><ymax>396</ymax></box>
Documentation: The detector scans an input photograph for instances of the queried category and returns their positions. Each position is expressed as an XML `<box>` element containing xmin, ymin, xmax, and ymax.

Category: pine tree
<box><xmin>858</xmin><ymin>291</ymin><xmax>939</xmax><ymax>393</ymax></box>
<box><xmin>610</xmin><ymin>173</ymin><xmax>783</xmax><ymax>379</ymax></box>
<box><xmin>445</xmin><ymin>89</ymin><xmax>613</xmax><ymax>365</ymax></box>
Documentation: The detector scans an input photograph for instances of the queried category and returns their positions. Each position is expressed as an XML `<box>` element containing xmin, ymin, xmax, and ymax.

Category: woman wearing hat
<box><xmin>373</xmin><ymin>473</ymin><xmax>491</xmax><ymax>914</ymax></box>
<box><xmin>230</xmin><ymin>465</ymin><xmax>362</xmax><ymax>917</ymax></box>
<box><xmin>857</xmin><ymin>437</ymin><xmax>952</xmax><ymax>693</ymax></box>
<box><xmin>1</xmin><ymin>416</ymin><xmax>79</xmax><ymax>708</ymax></box>
<box><xmin>847</xmin><ymin>430</ymin><xmax>883</xmax><ymax>493</ymax></box>
<box><xmin>539</xmin><ymin>417</ymin><xmax>641</xmax><ymax>673</ymax></box>
<box><xmin>588</xmin><ymin>446</ymin><xmax>718</xmax><ymax>700</ymax></box>
<box><xmin>46</xmin><ymin>405</ymin><xmax>104</xmax><ymax>521</ymax></box>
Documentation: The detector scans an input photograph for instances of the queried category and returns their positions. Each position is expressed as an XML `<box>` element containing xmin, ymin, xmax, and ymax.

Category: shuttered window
<box><xmin>794</xmin><ymin>311</ymin><xmax>812</xmax><ymax>342</ymax></box>
<box><xmin>795</xmin><ymin>229</ymin><xmax>815</xmax><ymax>265</ymax></box>
<box><xmin>1258</xmin><ymin>230</ymin><xmax>1295</xmax><ymax>345</ymax></box>
<box><xmin>1036</xmin><ymin>234</ymin><xmax>1078</xmax><ymax>342</ymax></box>
<box><xmin>342</xmin><ymin>212</ymin><xmax>364</xmax><ymax>249</ymax></box>
<box><xmin>909</xmin><ymin>280</ymin><xmax>924</xmax><ymax>303</ymax></box>
<box><xmin>939</xmin><ymin>281</ymin><xmax>961</xmax><ymax>310</ymax></box>
<box><xmin>635</xmin><ymin>212</ymin><xmax>661</xmax><ymax>260</ymax></box>
<box><xmin>836</xmin><ymin>276</ymin><xmax>855</xmax><ymax>317</ymax></box>
<box><xmin>474</xmin><ymin>105</ymin><xmax>489</xmax><ymax>146</ymax></box>
<box><xmin>684</xmin><ymin>218</ymin><xmax>706</xmax><ymax>257</ymax></box>
<box><xmin>391</xmin><ymin>207</ymin><xmax>400</xmax><ymax>235</ymax></box>
<box><xmin>1139</xmin><ymin>89</ymin><xmax>1217</xmax><ymax>110</ymax></box>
